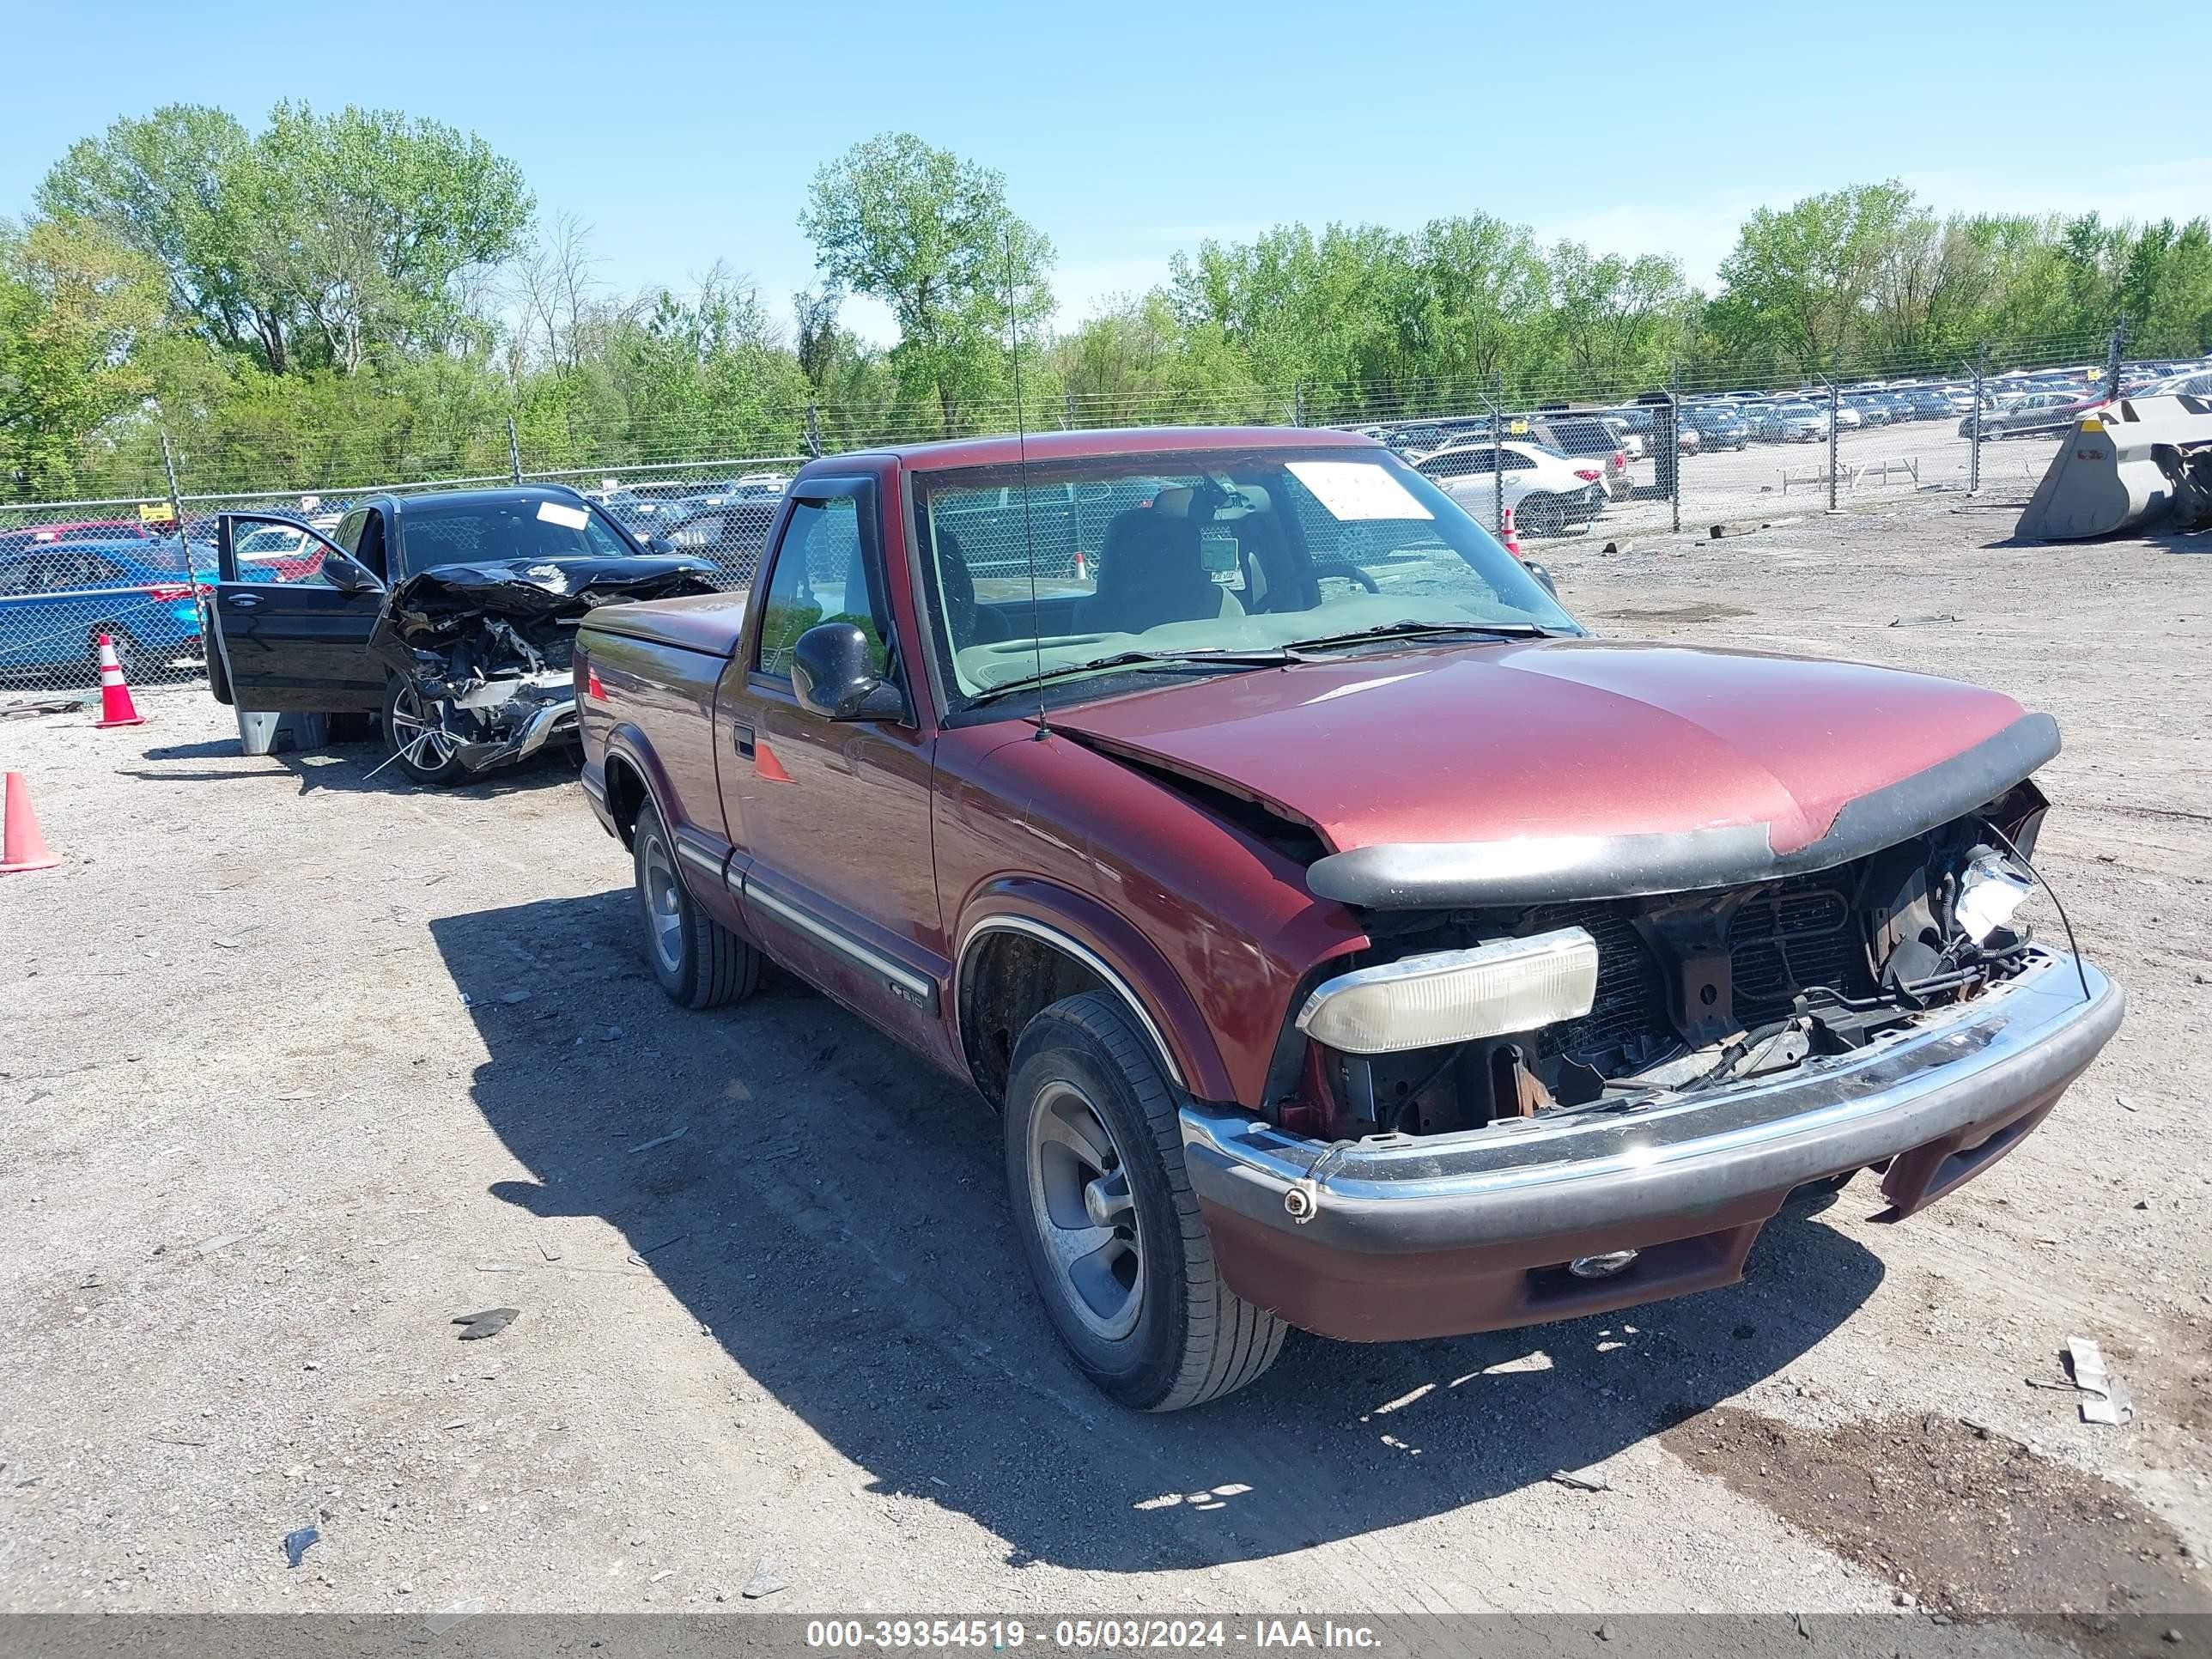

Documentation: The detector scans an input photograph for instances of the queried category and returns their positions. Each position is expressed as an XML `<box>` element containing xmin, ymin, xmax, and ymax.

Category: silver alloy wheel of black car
<box><xmin>385</xmin><ymin>681</ymin><xmax>460</xmax><ymax>775</ymax></box>
<box><xmin>1024</xmin><ymin>1079</ymin><xmax>1145</xmax><ymax>1342</ymax></box>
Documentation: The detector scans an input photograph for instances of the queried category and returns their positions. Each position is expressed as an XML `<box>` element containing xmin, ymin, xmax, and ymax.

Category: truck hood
<box><xmin>1048</xmin><ymin>640</ymin><xmax>2055</xmax><ymax>907</ymax></box>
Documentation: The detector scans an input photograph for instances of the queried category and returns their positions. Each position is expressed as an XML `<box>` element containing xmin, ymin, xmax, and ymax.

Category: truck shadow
<box><xmin>432</xmin><ymin>891</ymin><xmax>1885</xmax><ymax>1575</ymax></box>
<box><xmin>123</xmin><ymin>734</ymin><xmax>582</xmax><ymax>797</ymax></box>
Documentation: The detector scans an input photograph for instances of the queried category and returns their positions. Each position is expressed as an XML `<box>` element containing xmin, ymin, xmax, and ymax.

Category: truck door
<box><xmin>716</xmin><ymin>477</ymin><xmax>949</xmax><ymax>1057</ymax></box>
<box><xmin>208</xmin><ymin>512</ymin><xmax>386</xmax><ymax>710</ymax></box>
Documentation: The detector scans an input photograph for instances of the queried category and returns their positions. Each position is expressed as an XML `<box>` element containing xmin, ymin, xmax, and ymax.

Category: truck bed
<box><xmin>578</xmin><ymin>588</ymin><xmax>752</xmax><ymax>658</ymax></box>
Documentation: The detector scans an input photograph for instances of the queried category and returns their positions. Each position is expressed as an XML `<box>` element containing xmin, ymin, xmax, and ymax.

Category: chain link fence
<box><xmin>4</xmin><ymin>320</ymin><xmax>2197</xmax><ymax>696</ymax></box>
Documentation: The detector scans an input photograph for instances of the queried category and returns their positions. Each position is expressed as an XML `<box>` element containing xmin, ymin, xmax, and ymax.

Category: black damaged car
<box><xmin>200</xmin><ymin>486</ymin><xmax>716</xmax><ymax>785</ymax></box>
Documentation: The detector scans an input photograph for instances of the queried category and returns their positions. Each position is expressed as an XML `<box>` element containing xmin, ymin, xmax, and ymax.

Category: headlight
<box><xmin>1295</xmin><ymin>926</ymin><xmax>1599</xmax><ymax>1055</ymax></box>
<box><xmin>1955</xmin><ymin>851</ymin><xmax>2033</xmax><ymax>944</ymax></box>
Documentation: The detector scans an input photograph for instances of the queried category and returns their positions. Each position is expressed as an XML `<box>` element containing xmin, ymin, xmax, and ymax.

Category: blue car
<box><xmin>0</xmin><ymin>538</ymin><xmax>216</xmax><ymax>681</ymax></box>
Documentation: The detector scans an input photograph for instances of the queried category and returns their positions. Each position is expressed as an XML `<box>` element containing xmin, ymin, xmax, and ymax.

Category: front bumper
<box><xmin>446</xmin><ymin>685</ymin><xmax>578</xmax><ymax>772</ymax></box>
<box><xmin>1182</xmin><ymin>950</ymin><xmax>2122</xmax><ymax>1340</ymax></box>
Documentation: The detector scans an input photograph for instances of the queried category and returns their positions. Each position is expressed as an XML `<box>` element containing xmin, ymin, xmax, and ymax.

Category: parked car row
<box><xmin>585</xmin><ymin>473</ymin><xmax>792</xmax><ymax>574</ymax></box>
<box><xmin>1346</xmin><ymin>355</ymin><xmax>2212</xmax><ymax>470</ymax></box>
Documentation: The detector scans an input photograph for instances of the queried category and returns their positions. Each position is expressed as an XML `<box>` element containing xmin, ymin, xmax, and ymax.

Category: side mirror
<box><xmin>1523</xmin><ymin>560</ymin><xmax>1559</xmax><ymax>599</ymax></box>
<box><xmin>791</xmin><ymin>622</ymin><xmax>902</xmax><ymax>721</ymax></box>
<box><xmin>322</xmin><ymin>551</ymin><xmax>382</xmax><ymax>595</ymax></box>
<box><xmin>646</xmin><ymin>533</ymin><xmax>676</xmax><ymax>555</ymax></box>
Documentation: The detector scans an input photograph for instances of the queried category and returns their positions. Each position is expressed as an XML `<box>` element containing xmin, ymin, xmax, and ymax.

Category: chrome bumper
<box><xmin>1181</xmin><ymin>950</ymin><xmax>2122</xmax><ymax>1255</ymax></box>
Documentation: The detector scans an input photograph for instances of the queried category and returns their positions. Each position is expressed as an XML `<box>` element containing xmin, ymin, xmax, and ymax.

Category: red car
<box><xmin>0</xmin><ymin>519</ymin><xmax>155</xmax><ymax>555</ymax></box>
<box><xmin>574</xmin><ymin>427</ymin><xmax>2123</xmax><ymax>1410</ymax></box>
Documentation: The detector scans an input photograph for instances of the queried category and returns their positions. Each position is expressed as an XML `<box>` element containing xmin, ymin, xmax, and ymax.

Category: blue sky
<box><xmin>4</xmin><ymin>0</ymin><xmax>2206</xmax><ymax>345</ymax></box>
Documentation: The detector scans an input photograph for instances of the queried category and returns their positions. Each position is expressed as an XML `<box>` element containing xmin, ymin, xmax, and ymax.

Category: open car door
<box><xmin>207</xmin><ymin>514</ymin><xmax>387</xmax><ymax>711</ymax></box>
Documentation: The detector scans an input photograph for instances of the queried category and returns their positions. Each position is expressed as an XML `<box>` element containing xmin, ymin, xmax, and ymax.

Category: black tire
<box><xmin>379</xmin><ymin>676</ymin><xmax>471</xmax><ymax>787</ymax></box>
<box><xmin>1005</xmin><ymin>992</ymin><xmax>1286</xmax><ymax>1412</ymax></box>
<box><xmin>632</xmin><ymin>798</ymin><xmax>760</xmax><ymax>1010</ymax></box>
<box><xmin>1518</xmin><ymin>493</ymin><xmax>1567</xmax><ymax>538</ymax></box>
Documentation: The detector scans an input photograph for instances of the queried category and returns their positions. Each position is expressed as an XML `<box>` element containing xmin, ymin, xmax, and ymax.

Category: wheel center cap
<box><xmin>1083</xmin><ymin>1177</ymin><xmax>1113</xmax><ymax>1228</ymax></box>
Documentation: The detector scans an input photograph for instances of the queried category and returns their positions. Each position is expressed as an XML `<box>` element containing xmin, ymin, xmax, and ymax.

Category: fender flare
<box><xmin>597</xmin><ymin>720</ymin><xmax>686</xmax><ymax>846</ymax></box>
<box><xmin>953</xmin><ymin>877</ymin><xmax>1236</xmax><ymax>1102</ymax></box>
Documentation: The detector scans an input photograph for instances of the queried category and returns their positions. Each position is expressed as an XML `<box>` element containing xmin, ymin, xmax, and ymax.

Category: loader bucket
<box><xmin>2016</xmin><ymin>394</ymin><xmax>2212</xmax><ymax>541</ymax></box>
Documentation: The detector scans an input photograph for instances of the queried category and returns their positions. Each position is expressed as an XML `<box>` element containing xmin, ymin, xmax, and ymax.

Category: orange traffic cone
<box><xmin>1073</xmin><ymin>549</ymin><xmax>1091</xmax><ymax>583</ymax></box>
<box><xmin>94</xmin><ymin>632</ymin><xmax>146</xmax><ymax>728</ymax></box>
<box><xmin>0</xmin><ymin>771</ymin><xmax>60</xmax><ymax>873</ymax></box>
<box><xmin>1501</xmin><ymin>506</ymin><xmax>1525</xmax><ymax>561</ymax></box>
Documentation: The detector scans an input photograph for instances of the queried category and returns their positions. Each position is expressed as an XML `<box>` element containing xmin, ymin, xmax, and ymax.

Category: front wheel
<box><xmin>1005</xmin><ymin>993</ymin><xmax>1286</xmax><ymax>1411</ymax></box>
<box><xmin>380</xmin><ymin>677</ymin><xmax>471</xmax><ymax>787</ymax></box>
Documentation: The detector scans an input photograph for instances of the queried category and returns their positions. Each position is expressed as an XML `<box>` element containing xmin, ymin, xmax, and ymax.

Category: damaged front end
<box><xmin>1279</xmin><ymin>781</ymin><xmax>2063</xmax><ymax>1140</ymax></box>
<box><xmin>370</xmin><ymin>556</ymin><xmax>714</xmax><ymax>774</ymax></box>
<box><xmin>1179</xmin><ymin>780</ymin><xmax>2123</xmax><ymax>1342</ymax></box>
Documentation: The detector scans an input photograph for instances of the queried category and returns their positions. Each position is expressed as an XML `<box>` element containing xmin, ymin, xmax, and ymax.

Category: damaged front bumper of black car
<box><xmin>434</xmin><ymin>665</ymin><xmax>581</xmax><ymax>770</ymax></box>
<box><xmin>369</xmin><ymin>555</ymin><xmax>715</xmax><ymax>775</ymax></box>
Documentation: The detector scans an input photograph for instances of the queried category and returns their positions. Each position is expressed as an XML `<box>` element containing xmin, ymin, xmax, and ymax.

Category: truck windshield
<box><xmin>911</xmin><ymin>446</ymin><xmax>1579</xmax><ymax>706</ymax></box>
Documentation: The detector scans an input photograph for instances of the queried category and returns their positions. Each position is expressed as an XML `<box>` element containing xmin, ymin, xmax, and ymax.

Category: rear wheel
<box><xmin>1518</xmin><ymin>493</ymin><xmax>1567</xmax><ymax>537</ymax></box>
<box><xmin>1005</xmin><ymin>992</ymin><xmax>1286</xmax><ymax>1411</ymax></box>
<box><xmin>380</xmin><ymin>677</ymin><xmax>470</xmax><ymax>787</ymax></box>
<box><xmin>633</xmin><ymin>798</ymin><xmax>759</xmax><ymax>1010</ymax></box>
<box><xmin>89</xmin><ymin>623</ymin><xmax>143</xmax><ymax>683</ymax></box>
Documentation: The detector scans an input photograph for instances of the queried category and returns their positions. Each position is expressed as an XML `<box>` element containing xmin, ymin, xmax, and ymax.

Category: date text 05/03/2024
<box><xmin>802</xmin><ymin>1619</ymin><xmax>1382</xmax><ymax>1651</ymax></box>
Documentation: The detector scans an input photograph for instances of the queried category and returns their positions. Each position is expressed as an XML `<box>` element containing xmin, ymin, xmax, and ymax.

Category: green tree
<box><xmin>1539</xmin><ymin>242</ymin><xmax>1692</xmax><ymax>394</ymax></box>
<box><xmin>799</xmin><ymin>133</ymin><xmax>1054</xmax><ymax>435</ymax></box>
<box><xmin>40</xmin><ymin>101</ymin><xmax>530</xmax><ymax>377</ymax></box>
<box><xmin>0</xmin><ymin>216</ymin><xmax>173</xmax><ymax>492</ymax></box>
<box><xmin>1403</xmin><ymin>215</ymin><xmax>1547</xmax><ymax>398</ymax></box>
<box><xmin>1713</xmin><ymin>181</ymin><xmax>1918</xmax><ymax>374</ymax></box>
<box><xmin>35</xmin><ymin>106</ymin><xmax>281</xmax><ymax>368</ymax></box>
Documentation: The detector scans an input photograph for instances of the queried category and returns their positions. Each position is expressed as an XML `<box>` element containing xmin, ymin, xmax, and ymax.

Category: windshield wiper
<box><xmin>1280</xmin><ymin>619</ymin><xmax>1565</xmax><ymax>652</ymax></box>
<box><xmin>965</xmin><ymin>647</ymin><xmax>1296</xmax><ymax>708</ymax></box>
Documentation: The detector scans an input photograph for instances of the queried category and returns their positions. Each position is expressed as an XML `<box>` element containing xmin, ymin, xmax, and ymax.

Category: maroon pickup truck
<box><xmin>574</xmin><ymin>426</ymin><xmax>2124</xmax><ymax>1411</ymax></box>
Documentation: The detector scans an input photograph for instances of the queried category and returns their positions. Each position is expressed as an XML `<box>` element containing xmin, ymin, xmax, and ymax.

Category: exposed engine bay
<box><xmin>1289</xmin><ymin>781</ymin><xmax>2060</xmax><ymax>1139</ymax></box>
<box><xmin>368</xmin><ymin>556</ymin><xmax>714</xmax><ymax>773</ymax></box>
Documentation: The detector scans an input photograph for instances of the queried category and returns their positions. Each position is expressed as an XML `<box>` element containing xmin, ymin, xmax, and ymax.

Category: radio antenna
<box><xmin>1003</xmin><ymin>230</ymin><xmax>1048</xmax><ymax>738</ymax></box>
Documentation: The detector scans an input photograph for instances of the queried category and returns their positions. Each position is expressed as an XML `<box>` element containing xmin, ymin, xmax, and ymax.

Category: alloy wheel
<box><xmin>388</xmin><ymin>684</ymin><xmax>458</xmax><ymax>770</ymax></box>
<box><xmin>1025</xmin><ymin>1079</ymin><xmax>1145</xmax><ymax>1341</ymax></box>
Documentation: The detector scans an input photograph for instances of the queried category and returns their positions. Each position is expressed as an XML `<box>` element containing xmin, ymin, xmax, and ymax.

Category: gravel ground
<box><xmin>1</xmin><ymin>495</ymin><xmax>2206</xmax><ymax>1622</ymax></box>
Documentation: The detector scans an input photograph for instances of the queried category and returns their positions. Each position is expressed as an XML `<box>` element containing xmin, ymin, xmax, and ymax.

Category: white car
<box><xmin>2136</xmin><ymin>368</ymin><xmax>2212</xmax><ymax>398</ymax></box>
<box><xmin>1411</xmin><ymin>440</ymin><xmax>1609</xmax><ymax>538</ymax></box>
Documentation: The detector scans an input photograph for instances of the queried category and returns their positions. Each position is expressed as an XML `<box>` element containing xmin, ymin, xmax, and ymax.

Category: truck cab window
<box><xmin>756</xmin><ymin>495</ymin><xmax>889</xmax><ymax>682</ymax></box>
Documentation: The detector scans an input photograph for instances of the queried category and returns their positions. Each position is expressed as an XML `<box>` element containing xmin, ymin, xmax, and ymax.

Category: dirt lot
<box><xmin>2</xmin><ymin>495</ymin><xmax>2207</xmax><ymax>1621</ymax></box>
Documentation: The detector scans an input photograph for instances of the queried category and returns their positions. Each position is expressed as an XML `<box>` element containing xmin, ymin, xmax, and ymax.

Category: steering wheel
<box><xmin>1310</xmin><ymin>560</ymin><xmax>1381</xmax><ymax>595</ymax></box>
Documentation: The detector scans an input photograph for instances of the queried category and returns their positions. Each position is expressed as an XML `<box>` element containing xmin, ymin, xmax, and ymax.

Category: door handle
<box><xmin>224</xmin><ymin>593</ymin><xmax>260</xmax><ymax>610</ymax></box>
<box><xmin>732</xmin><ymin>721</ymin><xmax>755</xmax><ymax>758</ymax></box>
